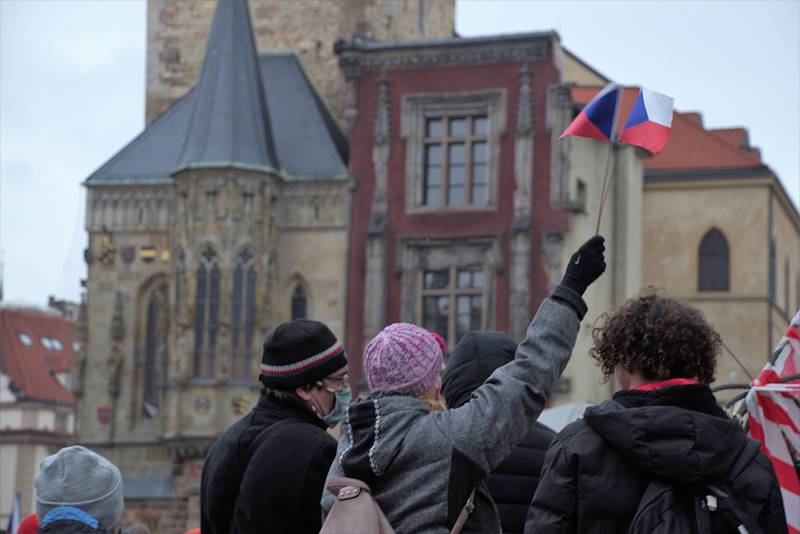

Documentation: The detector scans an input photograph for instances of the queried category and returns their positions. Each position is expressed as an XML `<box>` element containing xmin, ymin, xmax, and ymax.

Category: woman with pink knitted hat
<box><xmin>322</xmin><ymin>236</ymin><xmax>606</xmax><ymax>533</ymax></box>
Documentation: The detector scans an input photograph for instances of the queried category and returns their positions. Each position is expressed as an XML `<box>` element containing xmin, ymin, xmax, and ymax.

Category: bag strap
<box><xmin>449</xmin><ymin>489</ymin><xmax>476</xmax><ymax>534</ymax></box>
<box><xmin>326</xmin><ymin>476</ymin><xmax>373</xmax><ymax>495</ymax></box>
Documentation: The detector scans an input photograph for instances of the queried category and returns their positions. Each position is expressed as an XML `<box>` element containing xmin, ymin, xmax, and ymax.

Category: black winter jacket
<box><xmin>524</xmin><ymin>384</ymin><xmax>788</xmax><ymax>534</ymax></box>
<box><xmin>200</xmin><ymin>392</ymin><xmax>337</xmax><ymax>534</ymax></box>
<box><xmin>441</xmin><ymin>330</ymin><xmax>557</xmax><ymax>534</ymax></box>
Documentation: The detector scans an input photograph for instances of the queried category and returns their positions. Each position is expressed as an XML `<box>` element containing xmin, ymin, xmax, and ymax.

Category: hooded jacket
<box><xmin>524</xmin><ymin>384</ymin><xmax>788</xmax><ymax>534</ymax></box>
<box><xmin>441</xmin><ymin>331</ymin><xmax>556</xmax><ymax>534</ymax></box>
<box><xmin>201</xmin><ymin>392</ymin><xmax>337</xmax><ymax>534</ymax></box>
<box><xmin>322</xmin><ymin>294</ymin><xmax>584</xmax><ymax>534</ymax></box>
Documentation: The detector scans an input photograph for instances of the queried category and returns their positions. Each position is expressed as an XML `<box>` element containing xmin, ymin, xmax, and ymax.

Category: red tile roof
<box><xmin>570</xmin><ymin>86</ymin><xmax>764</xmax><ymax>171</ymax></box>
<box><xmin>0</xmin><ymin>307</ymin><xmax>75</xmax><ymax>404</ymax></box>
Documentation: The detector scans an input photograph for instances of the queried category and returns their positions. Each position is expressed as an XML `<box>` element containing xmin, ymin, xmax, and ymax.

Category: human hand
<box><xmin>561</xmin><ymin>235</ymin><xmax>606</xmax><ymax>295</ymax></box>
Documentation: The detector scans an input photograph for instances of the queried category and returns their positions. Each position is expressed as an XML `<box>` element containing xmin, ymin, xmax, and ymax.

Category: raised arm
<box><xmin>432</xmin><ymin>236</ymin><xmax>605</xmax><ymax>474</ymax></box>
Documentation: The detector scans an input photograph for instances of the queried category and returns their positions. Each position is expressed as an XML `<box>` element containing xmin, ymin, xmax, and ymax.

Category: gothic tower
<box><xmin>146</xmin><ymin>0</ymin><xmax>456</xmax><ymax>124</ymax></box>
<box><xmin>77</xmin><ymin>0</ymin><xmax>351</xmax><ymax>529</ymax></box>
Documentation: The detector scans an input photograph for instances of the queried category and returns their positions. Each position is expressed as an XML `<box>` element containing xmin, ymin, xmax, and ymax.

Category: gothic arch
<box><xmin>134</xmin><ymin>274</ymin><xmax>170</xmax><ymax>422</ymax></box>
<box><xmin>230</xmin><ymin>248</ymin><xmax>257</xmax><ymax>381</ymax></box>
<box><xmin>288</xmin><ymin>273</ymin><xmax>311</xmax><ymax>320</ymax></box>
<box><xmin>194</xmin><ymin>244</ymin><xmax>221</xmax><ymax>379</ymax></box>
<box><xmin>698</xmin><ymin>227</ymin><xmax>730</xmax><ymax>291</ymax></box>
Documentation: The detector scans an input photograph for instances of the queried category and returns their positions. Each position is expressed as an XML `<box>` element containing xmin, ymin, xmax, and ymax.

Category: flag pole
<box><xmin>594</xmin><ymin>141</ymin><xmax>619</xmax><ymax>234</ymax></box>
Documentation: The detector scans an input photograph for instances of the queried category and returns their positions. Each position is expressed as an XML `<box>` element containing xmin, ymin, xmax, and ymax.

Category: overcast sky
<box><xmin>1</xmin><ymin>0</ymin><xmax>798</xmax><ymax>307</ymax></box>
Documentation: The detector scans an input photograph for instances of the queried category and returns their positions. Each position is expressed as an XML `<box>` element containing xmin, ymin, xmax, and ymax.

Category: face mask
<box><xmin>319</xmin><ymin>384</ymin><xmax>352</xmax><ymax>428</ymax></box>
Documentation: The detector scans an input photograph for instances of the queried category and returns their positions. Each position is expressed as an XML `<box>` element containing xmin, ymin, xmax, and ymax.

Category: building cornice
<box><xmin>645</xmin><ymin>166</ymin><xmax>800</xmax><ymax>232</ymax></box>
<box><xmin>336</xmin><ymin>33</ymin><xmax>554</xmax><ymax>79</ymax></box>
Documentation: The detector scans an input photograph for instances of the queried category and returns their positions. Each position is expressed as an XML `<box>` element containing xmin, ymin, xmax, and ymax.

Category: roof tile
<box><xmin>0</xmin><ymin>308</ymin><xmax>75</xmax><ymax>404</ymax></box>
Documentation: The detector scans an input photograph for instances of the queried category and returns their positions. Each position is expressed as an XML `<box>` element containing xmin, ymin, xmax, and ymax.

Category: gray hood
<box><xmin>338</xmin><ymin>394</ymin><xmax>429</xmax><ymax>484</ymax></box>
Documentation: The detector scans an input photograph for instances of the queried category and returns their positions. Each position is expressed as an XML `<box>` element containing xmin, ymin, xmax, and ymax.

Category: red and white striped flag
<box><xmin>747</xmin><ymin>310</ymin><xmax>800</xmax><ymax>533</ymax></box>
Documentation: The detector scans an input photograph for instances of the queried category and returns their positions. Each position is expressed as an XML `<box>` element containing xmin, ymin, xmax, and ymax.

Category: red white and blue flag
<box><xmin>618</xmin><ymin>87</ymin><xmax>674</xmax><ymax>154</ymax></box>
<box><xmin>747</xmin><ymin>310</ymin><xmax>800</xmax><ymax>534</ymax></box>
<box><xmin>560</xmin><ymin>83</ymin><xmax>623</xmax><ymax>142</ymax></box>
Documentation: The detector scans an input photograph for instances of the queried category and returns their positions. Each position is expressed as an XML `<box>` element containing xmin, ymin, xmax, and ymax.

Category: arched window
<box><xmin>291</xmin><ymin>285</ymin><xmax>307</xmax><ymax>320</ymax></box>
<box><xmin>143</xmin><ymin>284</ymin><xmax>168</xmax><ymax>417</ymax></box>
<box><xmin>698</xmin><ymin>228</ymin><xmax>729</xmax><ymax>291</ymax></box>
<box><xmin>194</xmin><ymin>246</ymin><xmax>220</xmax><ymax>378</ymax></box>
<box><xmin>231</xmin><ymin>250</ymin><xmax>256</xmax><ymax>380</ymax></box>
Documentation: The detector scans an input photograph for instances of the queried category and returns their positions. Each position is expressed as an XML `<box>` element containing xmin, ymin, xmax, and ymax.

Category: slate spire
<box><xmin>176</xmin><ymin>0</ymin><xmax>278</xmax><ymax>171</ymax></box>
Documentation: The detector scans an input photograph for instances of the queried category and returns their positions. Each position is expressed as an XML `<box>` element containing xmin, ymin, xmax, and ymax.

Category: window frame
<box><xmin>418</xmin><ymin>265</ymin><xmax>487</xmax><ymax>351</ymax></box>
<box><xmin>401</xmin><ymin>89</ymin><xmax>506</xmax><ymax>213</ymax></box>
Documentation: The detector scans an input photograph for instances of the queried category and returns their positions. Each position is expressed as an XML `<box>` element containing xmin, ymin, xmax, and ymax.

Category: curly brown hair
<box><xmin>590</xmin><ymin>288</ymin><xmax>721</xmax><ymax>384</ymax></box>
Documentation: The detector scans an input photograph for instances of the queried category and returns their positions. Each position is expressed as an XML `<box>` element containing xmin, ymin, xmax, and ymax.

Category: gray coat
<box><xmin>321</xmin><ymin>295</ymin><xmax>582</xmax><ymax>534</ymax></box>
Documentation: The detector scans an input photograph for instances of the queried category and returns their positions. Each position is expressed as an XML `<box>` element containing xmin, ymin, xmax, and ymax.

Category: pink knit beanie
<box><xmin>364</xmin><ymin>323</ymin><xmax>444</xmax><ymax>396</ymax></box>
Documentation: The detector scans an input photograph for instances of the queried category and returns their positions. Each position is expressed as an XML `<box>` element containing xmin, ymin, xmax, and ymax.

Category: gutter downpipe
<box><xmin>768</xmin><ymin>186</ymin><xmax>774</xmax><ymax>356</ymax></box>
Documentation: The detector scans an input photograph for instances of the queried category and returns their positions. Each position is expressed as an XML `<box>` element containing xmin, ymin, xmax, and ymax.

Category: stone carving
<box><xmin>339</xmin><ymin>42</ymin><xmax>548</xmax><ymax>74</ymax></box>
<box><xmin>108</xmin><ymin>292</ymin><xmax>125</xmax><ymax>397</ymax></box>
<box><xmin>516</xmin><ymin>63</ymin><xmax>534</xmax><ymax>137</ymax></box>
<box><xmin>371</xmin><ymin>72</ymin><xmax>391</xmax><ymax>229</ymax></box>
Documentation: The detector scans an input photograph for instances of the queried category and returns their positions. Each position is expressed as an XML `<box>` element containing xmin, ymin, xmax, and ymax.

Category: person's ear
<box><xmin>295</xmin><ymin>385</ymin><xmax>313</xmax><ymax>402</ymax></box>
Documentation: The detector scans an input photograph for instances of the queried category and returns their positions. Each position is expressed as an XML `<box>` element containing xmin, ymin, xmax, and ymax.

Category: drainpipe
<box><xmin>768</xmin><ymin>186</ymin><xmax>774</xmax><ymax>356</ymax></box>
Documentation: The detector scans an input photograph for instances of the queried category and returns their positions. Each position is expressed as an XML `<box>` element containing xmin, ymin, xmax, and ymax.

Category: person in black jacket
<box><xmin>441</xmin><ymin>330</ymin><xmax>556</xmax><ymax>534</ymax></box>
<box><xmin>200</xmin><ymin>319</ymin><xmax>350</xmax><ymax>534</ymax></box>
<box><xmin>525</xmin><ymin>290</ymin><xmax>788</xmax><ymax>534</ymax></box>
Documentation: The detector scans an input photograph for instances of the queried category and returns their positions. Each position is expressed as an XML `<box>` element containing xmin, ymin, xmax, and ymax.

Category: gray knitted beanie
<box><xmin>35</xmin><ymin>445</ymin><xmax>124</xmax><ymax>529</ymax></box>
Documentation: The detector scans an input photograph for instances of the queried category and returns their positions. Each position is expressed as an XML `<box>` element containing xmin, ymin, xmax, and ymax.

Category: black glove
<box><xmin>561</xmin><ymin>235</ymin><xmax>606</xmax><ymax>296</ymax></box>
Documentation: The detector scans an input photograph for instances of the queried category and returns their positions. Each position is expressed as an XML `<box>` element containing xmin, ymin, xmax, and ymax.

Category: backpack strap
<box><xmin>327</xmin><ymin>477</ymin><xmax>373</xmax><ymax>496</ymax></box>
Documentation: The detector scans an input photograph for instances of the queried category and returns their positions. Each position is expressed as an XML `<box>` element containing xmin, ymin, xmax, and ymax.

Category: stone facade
<box><xmin>146</xmin><ymin>0</ymin><xmax>455</xmax><ymax>124</ymax></box>
<box><xmin>642</xmin><ymin>175</ymin><xmax>800</xmax><ymax>389</ymax></box>
<box><xmin>80</xmin><ymin>170</ymin><xmax>349</xmax><ymax>531</ymax></box>
<box><xmin>340</xmin><ymin>32</ymin><xmax>583</xmax><ymax>388</ymax></box>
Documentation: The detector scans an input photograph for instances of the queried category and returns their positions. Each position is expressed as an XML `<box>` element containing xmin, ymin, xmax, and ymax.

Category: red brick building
<box><xmin>336</xmin><ymin>33</ymin><xmax>571</xmax><ymax>388</ymax></box>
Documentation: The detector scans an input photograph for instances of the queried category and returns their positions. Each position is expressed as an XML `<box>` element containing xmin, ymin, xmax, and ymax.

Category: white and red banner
<box><xmin>747</xmin><ymin>310</ymin><xmax>800</xmax><ymax>533</ymax></box>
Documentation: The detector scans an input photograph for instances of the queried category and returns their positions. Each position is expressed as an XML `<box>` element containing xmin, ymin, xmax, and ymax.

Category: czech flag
<box><xmin>560</xmin><ymin>82</ymin><xmax>622</xmax><ymax>141</ymax></box>
<box><xmin>619</xmin><ymin>88</ymin><xmax>674</xmax><ymax>154</ymax></box>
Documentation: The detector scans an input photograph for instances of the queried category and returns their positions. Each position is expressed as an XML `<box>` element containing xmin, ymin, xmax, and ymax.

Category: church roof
<box><xmin>86</xmin><ymin>0</ymin><xmax>347</xmax><ymax>185</ymax></box>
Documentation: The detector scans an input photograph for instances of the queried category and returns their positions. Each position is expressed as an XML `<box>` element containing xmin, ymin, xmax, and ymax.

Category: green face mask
<box><xmin>319</xmin><ymin>384</ymin><xmax>352</xmax><ymax>428</ymax></box>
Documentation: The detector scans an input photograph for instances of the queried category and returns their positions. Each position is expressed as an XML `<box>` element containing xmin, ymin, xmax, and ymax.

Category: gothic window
<box><xmin>421</xmin><ymin>267</ymin><xmax>485</xmax><ymax>350</ymax></box>
<box><xmin>194</xmin><ymin>247</ymin><xmax>220</xmax><ymax>378</ymax></box>
<box><xmin>291</xmin><ymin>285</ymin><xmax>307</xmax><ymax>320</ymax></box>
<box><xmin>143</xmin><ymin>284</ymin><xmax>168</xmax><ymax>417</ymax></box>
<box><xmin>402</xmin><ymin>90</ymin><xmax>506</xmax><ymax>212</ymax></box>
<box><xmin>422</xmin><ymin>115</ymin><xmax>489</xmax><ymax>207</ymax></box>
<box><xmin>698</xmin><ymin>228</ymin><xmax>729</xmax><ymax>291</ymax></box>
<box><xmin>231</xmin><ymin>250</ymin><xmax>256</xmax><ymax>381</ymax></box>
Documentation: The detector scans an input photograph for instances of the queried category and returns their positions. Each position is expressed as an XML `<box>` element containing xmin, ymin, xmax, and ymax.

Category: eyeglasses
<box><xmin>317</xmin><ymin>373</ymin><xmax>349</xmax><ymax>392</ymax></box>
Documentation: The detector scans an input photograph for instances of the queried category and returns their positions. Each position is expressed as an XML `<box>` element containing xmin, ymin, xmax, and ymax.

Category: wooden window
<box><xmin>193</xmin><ymin>247</ymin><xmax>220</xmax><ymax>378</ymax></box>
<box><xmin>698</xmin><ymin>228</ymin><xmax>729</xmax><ymax>291</ymax></box>
<box><xmin>421</xmin><ymin>267</ymin><xmax>485</xmax><ymax>349</ymax></box>
<box><xmin>231</xmin><ymin>250</ymin><xmax>256</xmax><ymax>381</ymax></box>
<box><xmin>423</xmin><ymin>115</ymin><xmax>489</xmax><ymax>208</ymax></box>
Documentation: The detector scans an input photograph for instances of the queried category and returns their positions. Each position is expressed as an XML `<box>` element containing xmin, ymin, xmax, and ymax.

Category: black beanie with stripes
<box><xmin>259</xmin><ymin>319</ymin><xmax>347</xmax><ymax>389</ymax></box>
